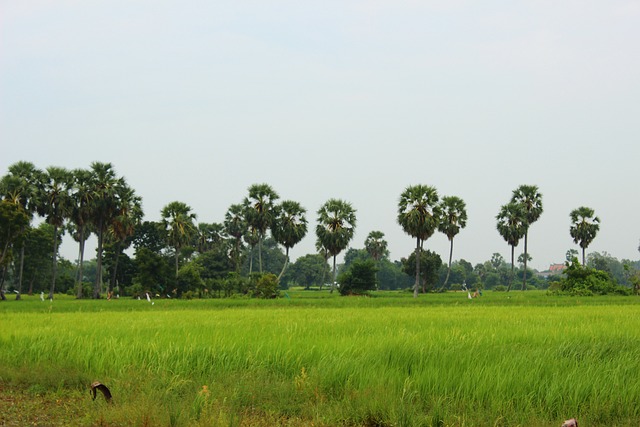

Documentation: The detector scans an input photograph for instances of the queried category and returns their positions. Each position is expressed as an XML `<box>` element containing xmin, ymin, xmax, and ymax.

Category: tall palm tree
<box><xmin>272</xmin><ymin>200</ymin><xmax>308</xmax><ymax>281</ymax></box>
<box><xmin>511</xmin><ymin>185</ymin><xmax>543</xmax><ymax>291</ymax></box>
<box><xmin>161</xmin><ymin>201</ymin><xmax>197</xmax><ymax>279</ymax></box>
<box><xmin>437</xmin><ymin>196</ymin><xmax>468</xmax><ymax>288</ymax></box>
<box><xmin>69</xmin><ymin>168</ymin><xmax>93</xmax><ymax>298</ymax></box>
<box><xmin>39</xmin><ymin>167</ymin><xmax>73</xmax><ymax>299</ymax></box>
<box><xmin>195</xmin><ymin>222</ymin><xmax>225</xmax><ymax>254</ymax></box>
<box><xmin>364</xmin><ymin>230</ymin><xmax>389</xmax><ymax>262</ymax></box>
<box><xmin>315</xmin><ymin>238</ymin><xmax>331</xmax><ymax>291</ymax></box>
<box><xmin>496</xmin><ymin>202</ymin><xmax>527</xmax><ymax>292</ymax></box>
<box><xmin>244</xmin><ymin>184</ymin><xmax>279</xmax><ymax>273</ymax></box>
<box><xmin>569</xmin><ymin>206</ymin><xmax>600</xmax><ymax>265</ymax></box>
<box><xmin>224</xmin><ymin>203</ymin><xmax>247</xmax><ymax>273</ymax></box>
<box><xmin>0</xmin><ymin>161</ymin><xmax>41</xmax><ymax>299</ymax></box>
<box><xmin>397</xmin><ymin>185</ymin><xmax>440</xmax><ymax>298</ymax></box>
<box><xmin>88</xmin><ymin>162</ymin><xmax>120</xmax><ymax>299</ymax></box>
<box><xmin>364</xmin><ymin>230</ymin><xmax>388</xmax><ymax>290</ymax></box>
<box><xmin>107</xmin><ymin>182</ymin><xmax>143</xmax><ymax>295</ymax></box>
<box><xmin>316</xmin><ymin>199</ymin><xmax>356</xmax><ymax>293</ymax></box>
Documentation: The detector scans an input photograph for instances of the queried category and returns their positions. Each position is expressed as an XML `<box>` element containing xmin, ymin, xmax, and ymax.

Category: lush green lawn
<box><xmin>1</xmin><ymin>290</ymin><xmax>640</xmax><ymax>426</ymax></box>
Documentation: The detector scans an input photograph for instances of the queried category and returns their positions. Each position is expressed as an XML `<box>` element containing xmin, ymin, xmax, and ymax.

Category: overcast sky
<box><xmin>2</xmin><ymin>1</ymin><xmax>639</xmax><ymax>270</ymax></box>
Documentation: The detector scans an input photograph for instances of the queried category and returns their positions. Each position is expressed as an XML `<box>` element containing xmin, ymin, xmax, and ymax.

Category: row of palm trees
<box><xmin>1</xmin><ymin>161</ymin><xmax>141</xmax><ymax>299</ymax></box>
<box><xmin>1</xmin><ymin>160</ymin><xmax>601</xmax><ymax>298</ymax></box>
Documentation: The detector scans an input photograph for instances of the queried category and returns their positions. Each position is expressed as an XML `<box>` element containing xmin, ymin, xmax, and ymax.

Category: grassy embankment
<box><xmin>1</xmin><ymin>290</ymin><xmax>639</xmax><ymax>426</ymax></box>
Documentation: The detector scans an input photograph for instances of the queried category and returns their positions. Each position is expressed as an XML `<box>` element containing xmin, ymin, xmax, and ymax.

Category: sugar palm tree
<box><xmin>272</xmin><ymin>200</ymin><xmax>308</xmax><ymax>281</ymax></box>
<box><xmin>69</xmin><ymin>168</ymin><xmax>93</xmax><ymax>298</ymax></box>
<box><xmin>88</xmin><ymin>162</ymin><xmax>120</xmax><ymax>299</ymax></box>
<box><xmin>437</xmin><ymin>196</ymin><xmax>468</xmax><ymax>288</ymax></box>
<box><xmin>569</xmin><ymin>206</ymin><xmax>600</xmax><ymax>265</ymax></box>
<box><xmin>107</xmin><ymin>182</ymin><xmax>143</xmax><ymax>295</ymax></box>
<box><xmin>224</xmin><ymin>203</ymin><xmax>247</xmax><ymax>273</ymax></box>
<box><xmin>511</xmin><ymin>185</ymin><xmax>543</xmax><ymax>290</ymax></box>
<box><xmin>316</xmin><ymin>199</ymin><xmax>357</xmax><ymax>293</ymax></box>
<box><xmin>397</xmin><ymin>185</ymin><xmax>440</xmax><ymax>298</ymax></box>
<box><xmin>244</xmin><ymin>184</ymin><xmax>279</xmax><ymax>273</ymax></box>
<box><xmin>496</xmin><ymin>202</ymin><xmax>527</xmax><ymax>292</ymax></box>
<box><xmin>364</xmin><ymin>230</ymin><xmax>388</xmax><ymax>290</ymax></box>
<box><xmin>161</xmin><ymin>201</ymin><xmax>197</xmax><ymax>279</ymax></box>
<box><xmin>0</xmin><ymin>161</ymin><xmax>41</xmax><ymax>299</ymax></box>
<box><xmin>38</xmin><ymin>167</ymin><xmax>74</xmax><ymax>299</ymax></box>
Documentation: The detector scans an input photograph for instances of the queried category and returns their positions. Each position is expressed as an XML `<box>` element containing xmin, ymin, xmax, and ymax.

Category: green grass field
<box><xmin>1</xmin><ymin>290</ymin><xmax>639</xmax><ymax>426</ymax></box>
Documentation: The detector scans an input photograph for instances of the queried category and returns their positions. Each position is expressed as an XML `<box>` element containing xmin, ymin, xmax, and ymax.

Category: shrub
<box><xmin>493</xmin><ymin>285</ymin><xmax>507</xmax><ymax>292</ymax></box>
<box><xmin>249</xmin><ymin>273</ymin><xmax>280</xmax><ymax>299</ymax></box>
<box><xmin>338</xmin><ymin>259</ymin><xmax>378</xmax><ymax>295</ymax></box>
<box><xmin>559</xmin><ymin>259</ymin><xmax>617</xmax><ymax>295</ymax></box>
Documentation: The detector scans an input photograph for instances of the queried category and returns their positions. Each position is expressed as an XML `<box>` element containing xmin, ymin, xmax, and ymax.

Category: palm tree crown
<box><xmin>569</xmin><ymin>206</ymin><xmax>600</xmax><ymax>265</ymax></box>
<box><xmin>397</xmin><ymin>185</ymin><xmax>440</xmax><ymax>297</ymax></box>
<box><xmin>316</xmin><ymin>198</ymin><xmax>356</xmax><ymax>292</ymax></box>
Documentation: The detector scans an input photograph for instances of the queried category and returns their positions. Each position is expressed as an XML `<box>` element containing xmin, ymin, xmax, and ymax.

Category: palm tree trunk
<box><xmin>507</xmin><ymin>245</ymin><xmax>515</xmax><ymax>292</ymax></box>
<box><xmin>330</xmin><ymin>255</ymin><xmax>337</xmax><ymax>294</ymax></box>
<box><xmin>277</xmin><ymin>247</ymin><xmax>290</xmax><ymax>281</ymax></box>
<box><xmin>414</xmin><ymin>237</ymin><xmax>421</xmax><ymax>298</ymax></box>
<box><xmin>442</xmin><ymin>238</ymin><xmax>454</xmax><ymax>290</ymax></box>
<box><xmin>109</xmin><ymin>244</ymin><xmax>121</xmax><ymax>295</ymax></box>
<box><xmin>258</xmin><ymin>237</ymin><xmax>263</xmax><ymax>273</ymax></box>
<box><xmin>582</xmin><ymin>247</ymin><xmax>586</xmax><ymax>266</ymax></box>
<box><xmin>522</xmin><ymin>232</ymin><xmax>528</xmax><ymax>291</ymax></box>
<box><xmin>48</xmin><ymin>225</ymin><xmax>59</xmax><ymax>300</ymax></box>
<box><xmin>0</xmin><ymin>266</ymin><xmax>6</xmax><ymax>300</ymax></box>
<box><xmin>94</xmin><ymin>223</ymin><xmax>104</xmax><ymax>299</ymax></box>
<box><xmin>76</xmin><ymin>227</ymin><xmax>85</xmax><ymax>299</ymax></box>
<box><xmin>16</xmin><ymin>242</ymin><xmax>25</xmax><ymax>300</ymax></box>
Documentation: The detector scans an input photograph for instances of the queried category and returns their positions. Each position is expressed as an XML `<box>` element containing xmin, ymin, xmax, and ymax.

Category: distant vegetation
<box><xmin>1</xmin><ymin>161</ymin><xmax>639</xmax><ymax>300</ymax></box>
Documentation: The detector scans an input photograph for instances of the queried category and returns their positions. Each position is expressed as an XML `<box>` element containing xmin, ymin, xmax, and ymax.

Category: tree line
<box><xmin>0</xmin><ymin>161</ymin><xmax>633</xmax><ymax>299</ymax></box>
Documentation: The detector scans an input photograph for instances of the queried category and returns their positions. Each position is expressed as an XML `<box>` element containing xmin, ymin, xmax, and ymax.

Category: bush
<box><xmin>338</xmin><ymin>259</ymin><xmax>378</xmax><ymax>296</ymax></box>
<box><xmin>249</xmin><ymin>273</ymin><xmax>280</xmax><ymax>299</ymax></box>
<box><xmin>493</xmin><ymin>285</ymin><xmax>507</xmax><ymax>292</ymax></box>
<box><xmin>450</xmin><ymin>283</ymin><xmax>462</xmax><ymax>291</ymax></box>
<box><xmin>558</xmin><ymin>259</ymin><xmax>617</xmax><ymax>295</ymax></box>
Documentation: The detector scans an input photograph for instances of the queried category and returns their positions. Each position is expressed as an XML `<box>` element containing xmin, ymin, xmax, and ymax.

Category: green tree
<box><xmin>22</xmin><ymin>223</ymin><xmax>55</xmax><ymax>296</ymax></box>
<box><xmin>569</xmin><ymin>206</ymin><xmax>600</xmax><ymax>266</ymax></box>
<box><xmin>438</xmin><ymin>196</ymin><xmax>467</xmax><ymax>288</ymax></box>
<box><xmin>316</xmin><ymin>199</ymin><xmax>357</xmax><ymax>293</ymax></box>
<box><xmin>496</xmin><ymin>202</ymin><xmax>527</xmax><ymax>292</ymax></box>
<box><xmin>132</xmin><ymin>221</ymin><xmax>166</xmax><ymax>254</ymax></box>
<box><xmin>69</xmin><ymin>168</ymin><xmax>94</xmax><ymax>298</ymax></box>
<box><xmin>38</xmin><ymin>167</ymin><xmax>73</xmax><ymax>299</ymax></box>
<box><xmin>0</xmin><ymin>161</ymin><xmax>42</xmax><ymax>299</ymax></box>
<box><xmin>133</xmin><ymin>247</ymin><xmax>172</xmax><ymax>296</ymax></box>
<box><xmin>224</xmin><ymin>203</ymin><xmax>247</xmax><ymax>273</ymax></box>
<box><xmin>397</xmin><ymin>185</ymin><xmax>440</xmax><ymax>298</ymax></box>
<box><xmin>0</xmin><ymin>200</ymin><xmax>30</xmax><ymax>299</ymax></box>
<box><xmin>87</xmin><ymin>162</ymin><xmax>121</xmax><ymax>299</ymax></box>
<box><xmin>401</xmin><ymin>249</ymin><xmax>443</xmax><ymax>293</ymax></box>
<box><xmin>161</xmin><ymin>201</ymin><xmax>197</xmax><ymax>281</ymax></box>
<box><xmin>364</xmin><ymin>231</ymin><xmax>389</xmax><ymax>263</ymax></box>
<box><xmin>244</xmin><ymin>184</ymin><xmax>279</xmax><ymax>273</ymax></box>
<box><xmin>511</xmin><ymin>185</ymin><xmax>543</xmax><ymax>291</ymax></box>
<box><xmin>271</xmin><ymin>200</ymin><xmax>308</xmax><ymax>281</ymax></box>
<box><xmin>106</xmin><ymin>182</ymin><xmax>143</xmax><ymax>295</ymax></box>
<box><xmin>281</xmin><ymin>253</ymin><xmax>327</xmax><ymax>289</ymax></box>
<box><xmin>338</xmin><ymin>259</ymin><xmax>378</xmax><ymax>295</ymax></box>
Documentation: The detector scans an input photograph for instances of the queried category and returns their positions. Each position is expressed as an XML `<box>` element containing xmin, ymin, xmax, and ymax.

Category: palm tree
<box><xmin>511</xmin><ymin>185</ymin><xmax>543</xmax><ymax>290</ymax></box>
<box><xmin>272</xmin><ymin>200</ymin><xmax>308</xmax><ymax>281</ymax></box>
<box><xmin>195</xmin><ymin>222</ymin><xmax>225</xmax><ymax>254</ymax></box>
<box><xmin>106</xmin><ymin>182</ymin><xmax>143</xmax><ymax>296</ymax></box>
<box><xmin>316</xmin><ymin>199</ymin><xmax>357</xmax><ymax>293</ymax></box>
<box><xmin>397</xmin><ymin>185</ymin><xmax>440</xmax><ymax>298</ymax></box>
<box><xmin>161</xmin><ymin>201</ymin><xmax>197</xmax><ymax>279</ymax></box>
<box><xmin>0</xmin><ymin>161</ymin><xmax>41</xmax><ymax>300</ymax></box>
<box><xmin>569</xmin><ymin>206</ymin><xmax>600</xmax><ymax>265</ymax></box>
<box><xmin>496</xmin><ymin>202</ymin><xmax>527</xmax><ymax>292</ymax></box>
<box><xmin>364</xmin><ymin>230</ymin><xmax>388</xmax><ymax>290</ymax></box>
<box><xmin>244</xmin><ymin>184</ymin><xmax>279</xmax><ymax>273</ymax></box>
<box><xmin>224</xmin><ymin>203</ymin><xmax>247</xmax><ymax>273</ymax></box>
<box><xmin>39</xmin><ymin>167</ymin><xmax>74</xmax><ymax>299</ymax></box>
<box><xmin>69</xmin><ymin>168</ymin><xmax>93</xmax><ymax>298</ymax></box>
<box><xmin>88</xmin><ymin>162</ymin><xmax>120</xmax><ymax>299</ymax></box>
<box><xmin>437</xmin><ymin>196</ymin><xmax>468</xmax><ymax>288</ymax></box>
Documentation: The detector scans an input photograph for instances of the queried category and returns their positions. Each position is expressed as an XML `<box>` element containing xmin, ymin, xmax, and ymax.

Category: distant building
<box><xmin>537</xmin><ymin>263</ymin><xmax>567</xmax><ymax>278</ymax></box>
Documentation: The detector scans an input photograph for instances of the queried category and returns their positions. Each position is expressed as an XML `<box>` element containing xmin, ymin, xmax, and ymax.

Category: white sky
<box><xmin>2</xmin><ymin>1</ymin><xmax>639</xmax><ymax>270</ymax></box>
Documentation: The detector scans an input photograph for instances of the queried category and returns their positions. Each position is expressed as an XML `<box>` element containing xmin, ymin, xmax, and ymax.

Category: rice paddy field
<box><xmin>1</xmin><ymin>290</ymin><xmax>640</xmax><ymax>426</ymax></box>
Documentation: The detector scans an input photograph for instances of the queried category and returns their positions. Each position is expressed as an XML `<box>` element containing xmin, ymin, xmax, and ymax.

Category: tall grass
<box><xmin>1</xmin><ymin>292</ymin><xmax>640</xmax><ymax>426</ymax></box>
